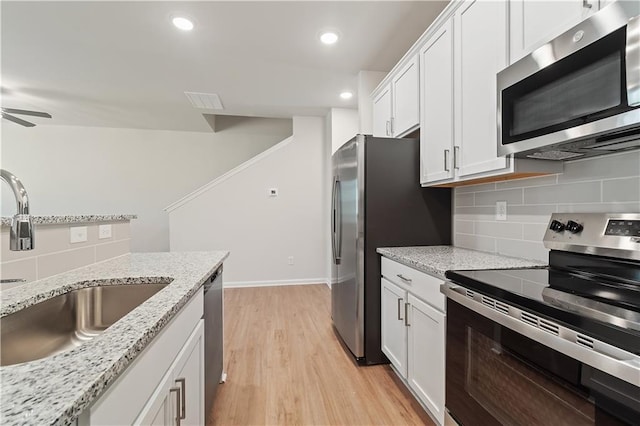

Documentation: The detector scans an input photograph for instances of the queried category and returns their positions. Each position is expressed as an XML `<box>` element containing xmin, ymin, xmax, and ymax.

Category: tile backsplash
<box><xmin>453</xmin><ymin>151</ymin><xmax>640</xmax><ymax>262</ymax></box>
<box><xmin>0</xmin><ymin>222</ymin><xmax>131</xmax><ymax>288</ymax></box>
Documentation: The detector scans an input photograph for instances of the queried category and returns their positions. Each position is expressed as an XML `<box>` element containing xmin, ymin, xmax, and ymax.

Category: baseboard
<box><xmin>224</xmin><ymin>278</ymin><xmax>328</xmax><ymax>288</ymax></box>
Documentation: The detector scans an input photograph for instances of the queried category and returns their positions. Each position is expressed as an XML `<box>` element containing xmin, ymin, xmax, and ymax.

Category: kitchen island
<box><xmin>0</xmin><ymin>250</ymin><xmax>228</xmax><ymax>426</ymax></box>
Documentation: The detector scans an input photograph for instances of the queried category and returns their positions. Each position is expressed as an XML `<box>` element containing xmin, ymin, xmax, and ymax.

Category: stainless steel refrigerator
<box><xmin>331</xmin><ymin>134</ymin><xmax>451</xmax><ymax>365</ymax></box>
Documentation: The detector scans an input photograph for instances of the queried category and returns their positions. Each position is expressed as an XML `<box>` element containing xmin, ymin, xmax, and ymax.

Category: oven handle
<box><xmin>441</xmin><ymin>282</ymin><xmax>640</xmax><ymax>387</ymax></box>
<box><xmin>627</xmin><ymin>15</ymin><xmax>640</xmax><ymax>106</ymax></box>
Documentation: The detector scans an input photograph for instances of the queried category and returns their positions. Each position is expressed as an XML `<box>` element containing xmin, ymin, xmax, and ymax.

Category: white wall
<box><xmin>1</xmin><ymin>118</ymin><xmax>292</xmax><ymax>252</ymax></box>
<box><xmin>328</xmin><ymin>108</ymin><xmax>359</xmax><ymax>155</ymax></box>
<box><xmin>453</xmin><ymin>151</ymin><xmax>640</xmax><ymax>261</ymax></box>
<box><xmin>168</xmin><ymin>116</ymin><xmax>327</xmax><ymax>286</ymax></box>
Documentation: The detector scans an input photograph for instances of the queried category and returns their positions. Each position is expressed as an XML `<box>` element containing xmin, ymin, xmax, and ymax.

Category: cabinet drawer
<box><xmin>381</xmin><ymin>257</ymin><xmax>445</xmax><ymax>312</ymax></box>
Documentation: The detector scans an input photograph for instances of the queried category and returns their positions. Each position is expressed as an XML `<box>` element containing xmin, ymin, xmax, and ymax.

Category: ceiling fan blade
<box><xmin>1</xmin><ymin>112</ymin><xmax>36</xmax><ymax>127</ymax></box>
<box><xmin>1</xmin><ymin>108</ymin><xmax>51</xmax><ymax>118</ymax></box>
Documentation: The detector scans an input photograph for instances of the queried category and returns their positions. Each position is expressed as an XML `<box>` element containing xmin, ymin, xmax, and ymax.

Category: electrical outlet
<box><xmin>495</xmin><ymin>201</ymin><xmax>507</xmax><ymax>221</ymax></box>
<box><xmin>70</xmin><ymin>226</ymin><xmax>88</xmax><ymax>243</ymax></box>
<box><xmin>269</xmin><ymin>188</ymin><xmax>278</xmax><ymax>197</ymax></box>
<box><xmin>98</xmin><ymin>224</ymin><xmax>112</xmax><ymax>239</ymax></box>
<box><xmin>288</xmin><ymin>256</ymin><xmax>294</xmax><ymax>265</ymax></box>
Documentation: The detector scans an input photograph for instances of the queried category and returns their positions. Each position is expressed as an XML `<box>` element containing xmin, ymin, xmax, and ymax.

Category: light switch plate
<box><xmin>70</xmin><ymin>226</ymin><xmax>88</xmax><ymax>243</ymax></box>
<box><xmin>99</xmin><ymin>224</ymin><xmax>112</xmax><ymax>239</ymax></box>
<box><xmin>495</xmin><ymin>201</ymin><xmax>507</xmax><ymax>221</ymax></box>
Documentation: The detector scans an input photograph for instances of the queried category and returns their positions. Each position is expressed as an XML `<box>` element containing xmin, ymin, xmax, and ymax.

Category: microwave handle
<box><xmin>627</xmin><ymin>15</ymin><xmax>640</xmax><ymax>106</ymax></box>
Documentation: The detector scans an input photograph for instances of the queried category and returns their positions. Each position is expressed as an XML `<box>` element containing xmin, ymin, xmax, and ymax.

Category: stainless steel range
<box><xmin>442</xmin><ymin>213</ymin><xmax>640</xmax><ymax>425</ymax></box>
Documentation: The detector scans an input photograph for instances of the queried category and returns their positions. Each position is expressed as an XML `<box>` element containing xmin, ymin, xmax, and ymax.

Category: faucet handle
<box><xmin>10</xmin><ymin>214</ymin><xmax>34</xmax><ymax>251</ymax></box>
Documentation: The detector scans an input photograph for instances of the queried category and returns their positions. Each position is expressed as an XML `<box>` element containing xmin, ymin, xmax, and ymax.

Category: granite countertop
<box><xmin>377</xmin><ymin>246</ymin><xmax>546</xmax><ymax>278</ymax></box>
<box><xmin>0</xmin><ymin>250</ymin><xmax>229</xmax><ymax>426</ymax></box>
<box><xmin>0</xmin><ymin>214</ymin><xmax>137</xmax><ymax>227</ymax></box>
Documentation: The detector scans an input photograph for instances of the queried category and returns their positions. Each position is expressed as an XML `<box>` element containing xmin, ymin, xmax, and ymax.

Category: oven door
<box><xmin>446</xmin><ymin>299</ymin><xmax>637</xmax><ymax>426</ymax></box>
<box><xmin>497</xmin><ymin>1</ymin><xmax>640</xmax><ymax>158</ymax></box>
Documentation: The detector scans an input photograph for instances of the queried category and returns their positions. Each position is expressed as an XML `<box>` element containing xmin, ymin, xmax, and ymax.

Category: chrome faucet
<box><xmin>0</xmin><ymin>169</ymin><xmax>34</xmax><ymax>250</ymax></box>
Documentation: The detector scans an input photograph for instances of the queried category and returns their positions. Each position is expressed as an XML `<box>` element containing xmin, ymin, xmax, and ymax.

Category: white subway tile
<box><xmin>37</xmin><ymin>247</ymin><xmax>95</xmax><ymax>279</ymax></box>
<box><xmin>524</xmin><ymin>181</ymin><xmax>601</xmax><ymax>204</ymax></box>
<box><xmin>455</xmin><ymin>233</ymin><xmax>496</xmax><ymax>253</ymax></box>
<box><xmin>558</xmin><ymin>151</ymin><xmax>640</xmax><ymax>183</ymax></box>
<box><xmin>96</xmin><ymin>240</ymin><xmax>130</xmax><ymax>262</ymax></box>
<box><xmin>602</xmin><ymin>177</ymin><xmax>640</xmax><ymax>202</ymax></box>
<box><xmin>557</xmin><ymin>202</ymin><xmax>640</xmax><ymax>213</ymax></box>
<box><xmin>456</xmin><ymin>182</ymin><xmax>496</xmax><ymax>194</ymax></box>
<box><xmin>455</xmin><ymin>220</ymin><xmax>474</xmax><ymax>234</ymax></box>
<box><xmin>495</xmin><ymin>174</ymin><xmax>558</xmax><ymax>189</ymax></box>
<box><xmin>475</xmin><ymin>188</ymin><xmax>523</xmax><ymax>206</ymax></box>
<box><xmin>496</xmin><ymin>239</ymin><xmax>548</xmax><ymax>262</ymax></box>
<box><xmin>455</xmin><ymin>193</ymin><xmax>474</xmax><ymax>207</ymax></box>
<box><xmin>522</xmin><ymin>223</ymin><xmax>549</xmax><ymax>242</ymax></box>
<box><xmin>475</xmin><ymin>221</ymin><xmax>523</xmax><ymax>239</ymax></box>
<box><xmin>0</xmin><ymin>258</ymin><xmax>37</xmax><ymax>283</ymax></box>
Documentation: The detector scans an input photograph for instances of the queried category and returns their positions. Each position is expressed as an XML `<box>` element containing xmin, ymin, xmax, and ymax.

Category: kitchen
<box><xmin>1</xmin><ymin>0</ymin><xmax>639</xmax><ymax>425</ymax></box>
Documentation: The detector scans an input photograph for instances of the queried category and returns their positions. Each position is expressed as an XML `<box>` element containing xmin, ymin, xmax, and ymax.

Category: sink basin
<box><xmin>0</xmin><ymin>283</ymin><xmax>169</xmax><ymax>366</ymax></box>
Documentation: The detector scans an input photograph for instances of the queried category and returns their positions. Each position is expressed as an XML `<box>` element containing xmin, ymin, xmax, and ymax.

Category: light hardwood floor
<box><xmin>209</xmin><ymin>284</ymin><xmax>435</xmax><ymax>426</ymax></box>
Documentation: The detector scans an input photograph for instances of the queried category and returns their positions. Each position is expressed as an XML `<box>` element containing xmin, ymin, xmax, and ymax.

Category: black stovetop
<box><xmin>445</xmin><ymin>251</ymin><xmax>640</xmax><ymax>355</ymax></box>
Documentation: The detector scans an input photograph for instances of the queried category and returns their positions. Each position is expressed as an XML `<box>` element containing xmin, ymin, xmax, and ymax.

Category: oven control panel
<box><xmin>543</xmin><ymin>213</ymin><xmax>640</xmax><ymax>261</ymax></box>
<box><xmin>604</xmin><ymin>220</ymin><xmax>640</xmax><ymax>237</ymax></box>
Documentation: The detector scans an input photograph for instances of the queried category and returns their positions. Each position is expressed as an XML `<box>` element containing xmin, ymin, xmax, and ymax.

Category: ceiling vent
<box><xmin>184</xmin><ymin>92</ymin><xmax>224</xmax><ymax>110</ymax></box>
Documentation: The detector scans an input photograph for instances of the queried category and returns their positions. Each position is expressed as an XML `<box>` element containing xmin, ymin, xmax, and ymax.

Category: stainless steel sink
<box><xmin>0</xmin><ymin>283</ymin><xmax>169</xmax><ymax>366</ymax></box>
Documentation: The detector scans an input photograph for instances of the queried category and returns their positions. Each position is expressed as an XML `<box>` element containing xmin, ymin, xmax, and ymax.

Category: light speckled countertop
<box><xmin>377</xmin><ymin>246</ymin><xmax>546</xmax><ymax>278</ymax></box>
<box><xmin>0</xmin><ymin>250</ymin><xmax>228</xmax><ymax>426</ymax></box>
<box><xmin>1</xmin><ymin>214</ymin><xmax>137</xmax><ymax>227</ymax></box>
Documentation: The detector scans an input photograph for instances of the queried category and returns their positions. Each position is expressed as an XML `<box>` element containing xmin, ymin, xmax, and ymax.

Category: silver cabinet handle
<box><xmin>454</xmin><ymin>146</ymin><xmax>460</xmax><ymax>170</ymax></box>
<box><xmin>175</xmin><ymin>378</ymin><xmax>186</xmax><ymax>420</ymax></box>
<box><xmin>397</xmin><ymin>274</ymin><xmax>412</xmax><ymax>283</ymax></box>
<box><xmin>170</xmin><ymin>386</ymin><xmax>181</xmax><ymax>426</ymax></box>
<box><xmin>397</xmin><ymin>297</ymin><xmax>404</xmax><ymax>321</ymax></box>
<box><xmin>390</xmin><ymin>117</ymin><xmax>394</xmax><ymax>135</ymax></box>
<box><xmin>405</xmin><ymin>302</ymin><xmax>411</xmax><ymax>326</ymax></box>
<box><xmin>626</xmin><ymin>16</ymin><xmax>640</xmax><ymax>106</ymax></box>
<box><xmin>385</xmin><ymin>120</ymin><xmax>391</xmax><ymax>136</ymax></box>
<box><xmin>582</xmin><ymin>0</ymin><xmax>592</xmax><ymax>8</ymax></box>
<box><xmin>444</xmin><ymin>149</ymin><xmax>450</xmax><ymax>172</ymax></box>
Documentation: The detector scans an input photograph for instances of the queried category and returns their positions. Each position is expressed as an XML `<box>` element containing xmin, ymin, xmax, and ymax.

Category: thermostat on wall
<box><xmin>268</xmin><ymin>188</ymin><xmax>278</xmax><ymax>197</ymax></box>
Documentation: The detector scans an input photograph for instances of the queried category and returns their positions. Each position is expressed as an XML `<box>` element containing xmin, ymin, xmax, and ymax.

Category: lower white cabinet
<box><xmin>84</xmin><ymin>288</ymin><xmax>204</xmax><ymax>426</ymax></box>
<box><xmin>135</xmin><ymin>320</ymin><xmax>204</xmax><ymax>426</ymax></box>
<box><xmin>381</xmin><ymin>258</ymin><xmax>445</xmax><ymax>426</ymax></box>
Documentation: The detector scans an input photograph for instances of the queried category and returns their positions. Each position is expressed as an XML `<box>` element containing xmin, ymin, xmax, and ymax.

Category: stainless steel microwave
<box><xmin>497</xmin><ymin>1</ymin><xmax>640</xmax><ymax>161</ymax></box>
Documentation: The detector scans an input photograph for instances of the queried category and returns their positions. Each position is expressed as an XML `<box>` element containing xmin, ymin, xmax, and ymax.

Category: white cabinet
<box><xmin>136</xmin><ymin>321</ymin><xmax>204</xmax><ymax>426</ymax></box>
<box><xmin>380</xmin><ymin>257</ymin><xmax>445</xmax><ymax>425</ymax></box>
<box><xmin>454</xmin><ymin>0</ymin><xmax>509</xmax><ymax>178</ymax></box>
<box><xmin>420</xmin><ymin>20</ymin><xmax>454</xmax><ymax>184</ymax></box>
<box><xmin>509</xmin><ymin>0</ymin><xmax>599</xmax><ymax>64</ymax></box>
<box><xmin>86</xmin><ymin>289</ymin><xmax>205</xmax><ymax>426</ymax></box>
<box><xmin>372</xmin><ymin>85</ymin><xmax>392</xmax><ymax>137</ymax></box>
<box><xmin>381</xmin><ymin>278</ymin><xmax>408</xmax><ymax>377</ymax></box>
<box><xmin>372</xmin><ymin>55</ymin><xmax>420</xmax><ymax>137</ymax></box>
<box><xmin>407</xmin><ymin>294</ymin><xmax>446</xmax><ymax>425</ymax></box>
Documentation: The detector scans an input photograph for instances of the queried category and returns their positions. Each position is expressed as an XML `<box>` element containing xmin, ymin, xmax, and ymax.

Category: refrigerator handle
<box><xmin>331</xmin><ymin>176</ymin><xmax>338</xmax><ymax>264</ymax></box>
<box><xmin>335</xmin><ymin>178</ymin><xmax>342</xmax><ymax>265</ymax></box>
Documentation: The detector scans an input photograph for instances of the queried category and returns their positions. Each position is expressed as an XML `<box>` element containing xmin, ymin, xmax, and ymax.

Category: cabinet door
<box><xmin>381</xmin><ymin>278</ymin><xmax>408</xmax><ymax>378</ymax></box>
<box><xmin>407</xmin><ymin>294</ymin><xmax>445</xmax><ymax>426</ymax></box>
<box><xmin>134</xmin><ymin>367</ymin><xmax>178</xmax><ymax>426</ymax></box>
<box><xmin>454</xmin><ymin>0</ymin><xmax>509</xmax><ymax>178</ymax></box>
<box><xmin>509</xmin><ymin>0</ymin><xmax>598</xmax><ymax>63</ymax></box>
<box><xmin>372</xmin><ymin>85</ymin><xmax>392</xmax><ymax>137</ymax></box>
<box><xmin>173</xmin><ymin>320</ymin><xmax>205</xmax><ymax>426</ymax></box>
<box><xmin>392</xmin><ymin>55</ymin><xmax>420</xmax><ymax>136</ymax></box>
<box><xmin>420</xmin><ymin>20</ymin><xmax>454</xmax><ymax>184</ymax></box>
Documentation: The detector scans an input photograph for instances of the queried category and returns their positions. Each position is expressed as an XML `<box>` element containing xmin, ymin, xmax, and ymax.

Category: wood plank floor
<box><xmin>208</xmin><ymin>284</ymin><xmax>435</xmax><ymax>426</ymax></box>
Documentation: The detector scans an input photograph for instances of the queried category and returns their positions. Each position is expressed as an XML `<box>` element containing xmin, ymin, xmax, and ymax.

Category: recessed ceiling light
<box><xmin>340</xmin><ymin>91</ymin><xmax>353</xmax><ymax>100</ymax></box>
<box><xmin>172</xmin><ymin>17</ymin><xmax>194</xmax><ymax>31</ymax></box>
<box><xmin>320</xmin><ymin>31</ymin><xmax>339</xmax><ymax>45</ymax></box>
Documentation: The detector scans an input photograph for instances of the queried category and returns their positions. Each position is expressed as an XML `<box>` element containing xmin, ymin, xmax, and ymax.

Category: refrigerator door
<box><xmin>331</xmin><ymin>136</ymin><xmax>365</xmax><ymax>358</ymax></box>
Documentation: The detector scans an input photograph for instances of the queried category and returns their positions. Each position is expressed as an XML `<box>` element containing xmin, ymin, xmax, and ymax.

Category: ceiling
<box><xmin>1</xmin><ymin>1</ymin><xmax>448</xmax><ymax>132</ymax></box>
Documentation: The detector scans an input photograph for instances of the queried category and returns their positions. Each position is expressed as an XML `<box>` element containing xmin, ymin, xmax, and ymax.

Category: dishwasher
<box><xmin>203</xmin><ymin>265</ymin><xmax>224</xmax><ymax>419</ymax></box>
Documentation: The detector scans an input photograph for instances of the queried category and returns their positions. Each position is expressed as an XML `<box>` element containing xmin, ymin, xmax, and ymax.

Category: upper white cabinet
<box><xmin>420</xmin><ymin>0</ymin><xmax>511</xmax><ymax>185</ymax></box>
<box><xmin>372</xmin><ymin>85</ymin><xmax>392</xmax><ymax>137</ymax></box>
<box><xmin>509</xmin><ymin>0</ymin><xmax>599</xmax><ymax>64</ymax></box>
<box><xmin>420</xmin><ymin>21</ymin><xmax>454</xmax><ymax>184</ymax></box>
<box><xmin>454</xmin><ymin>0</ymin><xmax>509</xmax><ymax>178</ymax></box>
<box><xmin>372</xmin><ymin>55</ymin><xmax>420</xmax><ymax>138</ymax></box>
